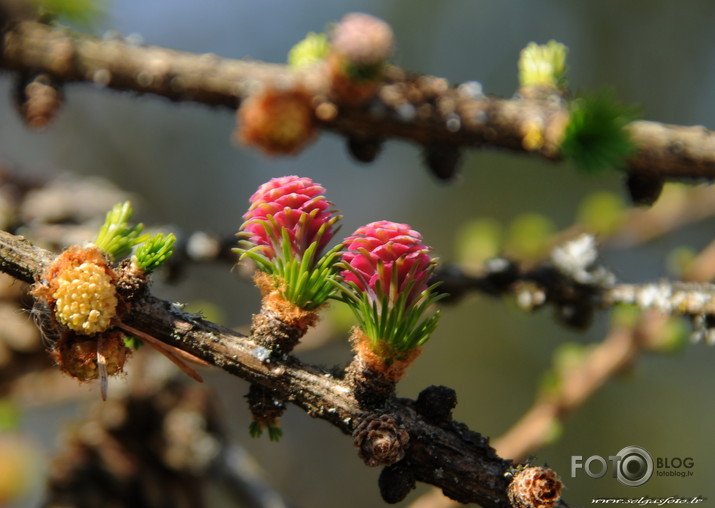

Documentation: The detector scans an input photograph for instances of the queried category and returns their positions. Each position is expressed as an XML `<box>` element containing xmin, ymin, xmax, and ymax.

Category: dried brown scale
<box><xmin>353</xmin><ymin>413</ymin><xmax>410</xmax><ymax>467</ymax></box>
<box><xmin>507</xmin><ymin>466</ymin><xmax>563</xmax><ymax>508</ymax></box>
<box><xmin>52</xmin><ymin>331</ymin><xmax>130</xmax><ymax>381</ymax></box>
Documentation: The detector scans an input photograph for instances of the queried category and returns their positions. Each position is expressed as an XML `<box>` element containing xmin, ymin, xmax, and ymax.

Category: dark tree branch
<box><xmin>0</xmin><ymin>227</ymin><xmax>53</xmax><ymax>283</ymax></box>
<box><xmin>2</xmin><ymin>20</ymin><xmax>715</xmax><ymax>181</ymax></box>
<box><xmin>0</xmin><ymin>229</ymin><xmax>522</xmax><ymax>507</ymax></box>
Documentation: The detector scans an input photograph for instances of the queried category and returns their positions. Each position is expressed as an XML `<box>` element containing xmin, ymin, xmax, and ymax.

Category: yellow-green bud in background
<box><xmin>576</xmin><ymin>191</ymin><xmax>626</xmax><ymax>236</ymax></box>
<box><xmin>519</xmin><ymin>40</ymin><xmax>568</xmax><ymax>90</ymax></box>
<box><xmin>288</xmin><ymin>32</ymin><xmax>330</xmax><ymax>68</ymax></box>
<box><xmin>504</xmin><ymin>213</ymin><xmax>555</xmax><ymax>260</ymax></box>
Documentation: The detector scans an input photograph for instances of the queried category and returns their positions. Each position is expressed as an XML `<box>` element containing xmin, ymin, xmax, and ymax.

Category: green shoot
<box><xmin>134</xmin><ymin>233</ymin><xmax>176</xmax><ymax>273</ymax></box>
<box><xmin>94</xmin><ymin>202</ymin><xmax>149</xmax><ymax>260</ymax></box>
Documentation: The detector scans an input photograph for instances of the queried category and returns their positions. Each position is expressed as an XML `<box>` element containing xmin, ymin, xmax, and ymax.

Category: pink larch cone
<box><xmin>341</xmin><ymin>221</ymin><xmax>433</xmax><ymax>307</ymax></box>
<box><xmin>242</xmin><ymin>175</ymin><xmax>337</xmax><ymax>261</ymax></box>
<box><xmin>340</xmin><ymin>221</ymin><xmax>441</xmax><ymax>406</ymax></box>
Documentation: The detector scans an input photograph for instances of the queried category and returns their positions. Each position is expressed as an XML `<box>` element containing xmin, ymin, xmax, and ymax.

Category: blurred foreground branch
<box><xmin>46</xmin><ymin>376</ymin><xmax>294</xmax><ymax>508</ymax></box>
<box><xmin>1</xmin><ymin>20</ymin><xmax>715</xmax><ymax>181</ymax></box>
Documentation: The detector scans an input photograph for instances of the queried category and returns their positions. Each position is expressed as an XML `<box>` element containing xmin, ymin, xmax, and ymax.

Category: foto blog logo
<box><xmin>571</xmin><ymin>446</ymin><xmax>654</xmax><ymax>487</ymax></box>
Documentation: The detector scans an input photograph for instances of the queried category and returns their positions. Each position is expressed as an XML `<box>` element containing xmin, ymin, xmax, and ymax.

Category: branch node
<box><xmin>415</xmin><ymin>385</ymin><xmax>457</xmax><ymax>423</ymax></box>
<box><xmin>378</xmin><ymin>460</ymin><xmax>415</xmax><ymax>504</ymax></box>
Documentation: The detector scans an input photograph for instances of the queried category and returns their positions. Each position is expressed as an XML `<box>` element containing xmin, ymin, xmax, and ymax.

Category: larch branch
<box><xmin>2</xmin><ymin>20</ymin><xmax>715</xmax><ymax>180</ymax></box>
<box><xmin>0</xmin><ymin>228</ymin><xmax>517</xmax><ymax>507</ymax></box>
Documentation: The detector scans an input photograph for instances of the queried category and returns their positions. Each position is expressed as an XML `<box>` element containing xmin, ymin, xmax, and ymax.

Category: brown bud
<box><xmin>423</xmin><ymin>144</ymin><xmax>462</xmax><ymax>181</ymax></box>
<box><xmin>15</xmin><ymin>73</ymin><xmax>63</xmax><ymax>130</ymax></box>
<box><xmin>235</xmin><ymin>87</ymin><xmax>317</xmax><ymax>156</ymax></box>
<box><xmin>625</xmin><ymin>172</ymin><xmax>664</xmax><ymax>207</ymax></box>
<box><xmin>507</xmin><ymin>466</ymin><xmax>563</xmax><ymax>508</ymax></box>
<box><xmin>353</xmin><ymin>413</ymin><xmax>409</xmax><ymax>467</ymax></box>
<box><xmin>347</xmin><ymin>135</ymin><xmax>384</xmax><ymax>163</ymax></box>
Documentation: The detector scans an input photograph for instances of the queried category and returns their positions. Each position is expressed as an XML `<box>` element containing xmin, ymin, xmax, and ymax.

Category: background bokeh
<box><xmin>1</xmin><ymin>1</ymin><xmax>714</xmax><ymax>506</ymax></box>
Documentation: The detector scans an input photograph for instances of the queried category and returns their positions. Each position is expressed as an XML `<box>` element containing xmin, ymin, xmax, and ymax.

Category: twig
<box><xmin>605</xmin><ymin>281</ymin><xmax>715</xmax><ymax>317</ymax></box>
<box><xmin>492</xmin><ymin>315</ymin><xmax>654</xmax><ymax>462</ymax></box>
<box><xmin>0</xmin><ymin>229</ymin><xmax>519</xmax><ymax>507</ymax></box>
<box><xmin>606</xmin><ymin>185</ymin><xmax>715</xmax><ymax>248</ymax></box>
<box><xmin>2</xmin><ymin>20</ymin><xmax>715</xmax><ymax>180</ymax></box>
<box><xmin>437</xmin><ymin>234</ymin><xmax>715</xmax><ymax>329</ymax></box>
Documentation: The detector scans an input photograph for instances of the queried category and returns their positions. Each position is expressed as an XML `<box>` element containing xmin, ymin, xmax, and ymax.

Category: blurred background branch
<box><xmin>2</xmin><ymin>20</ymin><xmax>715</xmax><ymax>181</ymax></box>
